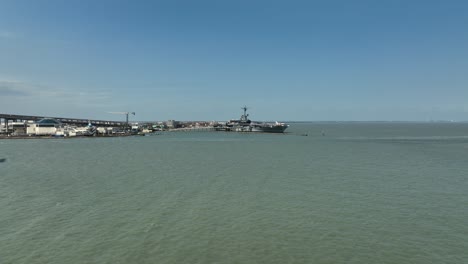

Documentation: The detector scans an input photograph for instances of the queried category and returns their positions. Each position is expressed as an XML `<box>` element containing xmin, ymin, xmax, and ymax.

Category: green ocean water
<box><xmin>1</xmin><ymin>123</ymin><xmax>467</xmax><ymax>264</ymax></box>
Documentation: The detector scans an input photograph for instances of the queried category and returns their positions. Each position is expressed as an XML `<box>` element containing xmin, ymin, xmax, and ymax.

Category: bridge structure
<box><xmin>0</xmin><ymin>113</ymin><xmax>125</xmax><ymax>134</ymax></box>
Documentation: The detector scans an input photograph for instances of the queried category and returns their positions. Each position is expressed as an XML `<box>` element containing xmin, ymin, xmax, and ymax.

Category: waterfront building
<box><xmin>166</xmin><ymin>120</ymin><xmax>179</xmax><ymax>129</ymax></box>
<box><xmin>27</xmin><ymin>118</ymin><xmax>63</xmax><ymax>136</ymax></box>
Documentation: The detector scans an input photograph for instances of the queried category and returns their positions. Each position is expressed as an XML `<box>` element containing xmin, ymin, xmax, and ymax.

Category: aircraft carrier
<box><xmin>226</xmin><ymin>107</ymin><xmax>289</xmax><ymax>133</ymax></box>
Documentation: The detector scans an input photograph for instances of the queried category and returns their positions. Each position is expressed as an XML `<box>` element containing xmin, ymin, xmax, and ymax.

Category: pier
<box><xmin>168</xmin><ymin>127</ymin><xmax>217</xmax><ymax>132</ymax></box>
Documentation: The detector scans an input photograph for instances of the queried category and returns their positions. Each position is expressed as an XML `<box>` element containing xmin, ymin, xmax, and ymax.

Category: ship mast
<box><xmin>241</xmin><ymin>106</ymin><xmax>249</xmax><ymax>122</ymax></box>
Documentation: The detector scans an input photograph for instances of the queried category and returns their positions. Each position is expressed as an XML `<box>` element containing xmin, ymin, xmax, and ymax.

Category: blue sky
<box><xmin>1</xmin><ymin>0</ymin><xmax>468</xmax><ymax>121</ymax></box>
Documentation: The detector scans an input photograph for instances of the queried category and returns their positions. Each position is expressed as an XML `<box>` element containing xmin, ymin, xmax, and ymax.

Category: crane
<box><xmin>108</xmin><ymin>112</ymin><xmax>135</xmax><ymax>130</ymax></box>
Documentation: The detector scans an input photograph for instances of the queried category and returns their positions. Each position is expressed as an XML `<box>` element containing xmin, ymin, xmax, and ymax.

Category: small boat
<box><xmin>0</xmin><ymin>158</ymin><xmax>6</xmax><ymax>163</ymax></box>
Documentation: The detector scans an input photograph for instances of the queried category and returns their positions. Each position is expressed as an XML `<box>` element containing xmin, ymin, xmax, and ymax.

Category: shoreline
<box><xmin>0</xmin><ymin>134</ymin><xmax>135</xmax><ymax>139</ymax></box>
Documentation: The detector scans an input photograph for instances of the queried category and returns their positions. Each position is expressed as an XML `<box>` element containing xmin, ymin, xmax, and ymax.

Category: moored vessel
<box><xmin>226</xmin><ymin>106</ymin><xmax>289</xmax><ymax>133</ymax></box>
<box><xmin>250</xmin><ymin>121</ymin><xmax>289</xmax><ymax>133</ymax></box>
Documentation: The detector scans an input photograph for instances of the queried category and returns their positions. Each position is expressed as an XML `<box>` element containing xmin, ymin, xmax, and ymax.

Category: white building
<box><xmin>27</xmin><ymin>118</ymin><xmax>63</xmax><ymax>136</ymax></box>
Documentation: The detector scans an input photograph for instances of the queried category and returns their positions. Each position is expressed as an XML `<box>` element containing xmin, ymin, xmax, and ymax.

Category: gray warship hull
<box><xmin>250</xmin><ymin>123</ymin><xmax>289</xmax><ymax>133</ymax></box>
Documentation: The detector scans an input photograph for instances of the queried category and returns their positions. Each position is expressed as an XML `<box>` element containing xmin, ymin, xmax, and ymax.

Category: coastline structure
<box><xmin>0</xmin><ymin>113</ymin><xmax>127</xmax><ymax>138</ymax></box>
<box><xmin>0</xmin><ymin>113</ymin><xmax>125</xmax><ymax>127</ymax></box>
<box><xmin>1</xmin><ymin>109</ymin><xmax>289</xmax><ymax>138</ymax></box>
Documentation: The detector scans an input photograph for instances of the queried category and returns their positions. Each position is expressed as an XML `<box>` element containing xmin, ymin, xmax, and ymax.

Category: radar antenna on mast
<box><xmin>241</xmin><ymin>106</ymin><xmax>249</xmax><ymax>116</ymax></box>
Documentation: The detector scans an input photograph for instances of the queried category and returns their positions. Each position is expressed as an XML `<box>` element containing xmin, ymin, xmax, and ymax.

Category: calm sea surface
<box><xmin>1</xmin><ymin>123</ymin><xmax>467</xmax><ymax>264</ymax></box>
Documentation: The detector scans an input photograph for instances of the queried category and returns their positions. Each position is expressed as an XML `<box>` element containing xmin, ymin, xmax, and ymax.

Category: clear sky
<box><xmin>1</xmin><ymin>0</ymin><xmax>468</xmax><ymax>121</ymax></box>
